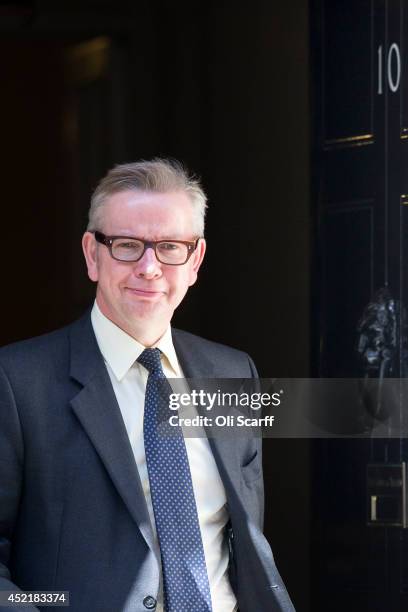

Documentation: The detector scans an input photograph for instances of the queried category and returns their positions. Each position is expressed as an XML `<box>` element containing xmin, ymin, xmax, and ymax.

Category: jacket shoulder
<box><xmin>172</xmin><ymin>328</ymin><xmax>247</xmax><ymax>358</ymax></box>
<box><xmin>0</xmin><ymin>316</ymin><xmax>82</xmax><ymax>375</ymax></box>
<box><xmin>172</xmin><ymin>328</ymin><xmax>258</xmax><ymax>377</ymax></box>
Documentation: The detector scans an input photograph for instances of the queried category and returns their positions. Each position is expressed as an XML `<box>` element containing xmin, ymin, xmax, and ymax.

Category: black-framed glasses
<box><xmin>93</xmin><ymin>231</ymin><xmax>200</xmax><ymax>265</ymax></box>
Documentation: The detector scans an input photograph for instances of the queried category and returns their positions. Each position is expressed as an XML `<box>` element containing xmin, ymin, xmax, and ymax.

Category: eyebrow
<box><xmin>109</xmin><ymin>232</ymin><xmax>189</xmax><ymax>240</ymax></box>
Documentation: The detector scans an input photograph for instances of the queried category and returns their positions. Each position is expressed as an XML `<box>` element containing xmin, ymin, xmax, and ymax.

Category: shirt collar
<box><xmin>91</xmin><ymin>301</ymin><xmax>181</xmax><ymax>381</ymax></box>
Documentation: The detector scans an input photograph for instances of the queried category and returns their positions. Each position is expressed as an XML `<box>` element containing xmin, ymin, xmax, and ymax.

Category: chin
<box><xmin>125</xmin><ymin>301</ymin><xmax>168</xmax><ymax>323</ymax></box>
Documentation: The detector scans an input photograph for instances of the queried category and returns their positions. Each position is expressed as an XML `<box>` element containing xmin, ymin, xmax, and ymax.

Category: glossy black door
<box><xmin>311</xmin><ymin>1</ymin><xmax>408</xmax><ymax>610</ymax></box>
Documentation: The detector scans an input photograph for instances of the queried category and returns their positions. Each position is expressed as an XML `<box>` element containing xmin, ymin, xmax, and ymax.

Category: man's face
<box><xmin>82</xmin><ymin>189</ymin><xmax>206</xmax><ymax>344</ymax></box>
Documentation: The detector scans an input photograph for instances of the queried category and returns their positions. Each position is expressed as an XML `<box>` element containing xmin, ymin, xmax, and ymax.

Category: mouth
<box><xmin>125</xmin><ymin>287</ymin><xmax>165</xmax><ymax>298</ymax></box>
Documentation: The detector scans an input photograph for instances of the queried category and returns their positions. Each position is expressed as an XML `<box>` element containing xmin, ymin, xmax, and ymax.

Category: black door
<box><xmin>311</xmin><ymin>1</ymin><xmax>408</xmax><ymax>610</ymax></box>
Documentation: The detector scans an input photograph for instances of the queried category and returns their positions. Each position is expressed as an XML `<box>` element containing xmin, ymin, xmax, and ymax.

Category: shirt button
<box><xmin>143</xmin><ymin>596</ymin><xmax>157</xmax><ymax>609</ymax></box>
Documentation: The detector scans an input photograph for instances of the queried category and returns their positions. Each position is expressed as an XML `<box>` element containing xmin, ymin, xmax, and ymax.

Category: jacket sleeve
<box><xmin>246</xmin><ymin>354</ymin><xmax>265</xmax><ymax>530</ymax></box>
<box><xmin>0</xmin><ymin>363</ymin><xmax>39</xmax><ymax>611</ymax></box>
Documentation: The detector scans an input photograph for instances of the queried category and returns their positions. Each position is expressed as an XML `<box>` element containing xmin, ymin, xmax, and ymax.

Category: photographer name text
<box><xmin>169</xmin><ymin>415</ymin><xmax>275</xmax><ymax>427</ymax></box>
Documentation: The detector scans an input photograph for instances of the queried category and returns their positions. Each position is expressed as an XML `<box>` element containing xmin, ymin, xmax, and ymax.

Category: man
<box><xmin>0</xmin><ymin>159</ymin><xmax>294</xmax><ymax>611</ymax></box>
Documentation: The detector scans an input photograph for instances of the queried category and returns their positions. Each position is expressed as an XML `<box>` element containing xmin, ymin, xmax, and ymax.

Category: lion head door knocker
<box><xmin>356</xmin><ymin>287</ymin><xmax>408</xmax><ymax>423</ymax></box>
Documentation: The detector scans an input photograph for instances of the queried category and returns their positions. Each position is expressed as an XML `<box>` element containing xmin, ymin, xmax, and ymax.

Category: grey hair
<box><xmin>87</xmin><ymin>158</ymin><xmax>207</xmax><ymax>236</ymax></box>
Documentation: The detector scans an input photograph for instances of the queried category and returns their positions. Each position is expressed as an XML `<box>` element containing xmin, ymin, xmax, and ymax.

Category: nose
<box><xmin>134</xmin><ymin>246</ymin><xmax>162</xmax><ymax>279</ymax></box>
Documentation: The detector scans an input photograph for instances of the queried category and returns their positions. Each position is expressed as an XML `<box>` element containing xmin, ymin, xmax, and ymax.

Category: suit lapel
<box><xmin>68</xmin><ymin>313</ymin><xmax>157</xmax><ymax>557</ymax></box>
<box><xmin>172</xmin><ymin>329</ymin><xmax>243</xmax><ymax>500</ymax></box>
<box><xmin>171</xmin><ymin>330</ymin><xmax>215</xmax><ymax>379</ymax></box>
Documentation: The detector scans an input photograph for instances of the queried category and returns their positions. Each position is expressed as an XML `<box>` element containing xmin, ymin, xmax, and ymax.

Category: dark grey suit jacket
<box><xmin>0</xmin><ymin>311</ymin><xmax>295</xmax><ymax>612</ymax></box>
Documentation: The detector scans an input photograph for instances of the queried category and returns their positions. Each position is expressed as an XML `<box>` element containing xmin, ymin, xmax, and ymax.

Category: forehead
<box><xmin>101</xmin><ymin>189</ymin><xmax>194</xmax><ymax>237</ymax></box>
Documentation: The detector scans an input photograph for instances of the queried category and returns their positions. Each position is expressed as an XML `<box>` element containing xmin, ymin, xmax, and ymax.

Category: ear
<box><xmin>82</xmin><ymin>232</ymin><xmax>99</xmax><ymax>282</ymax></box>
<box><xmin>188</xmin><ymin>238</ymin><xmax>206</xmax><ymax>287</ymax></box>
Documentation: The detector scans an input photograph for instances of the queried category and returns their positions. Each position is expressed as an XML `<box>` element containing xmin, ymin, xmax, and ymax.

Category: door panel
<box><xmin>323</xmin><ymin>0</ymin><xmax>374</xmax><ymax>145</ymax></box>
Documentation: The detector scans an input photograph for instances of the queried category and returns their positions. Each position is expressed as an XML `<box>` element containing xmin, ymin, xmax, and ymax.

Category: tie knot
<box><xmin>137</xmin><ymin>348</ymin><xmax>163</xmax><ymax>374</ymax></box>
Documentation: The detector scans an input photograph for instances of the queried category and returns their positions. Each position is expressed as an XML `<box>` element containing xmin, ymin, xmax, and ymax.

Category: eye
<box><xmin>112</xmin><ymin>239</ymin><xmax>144</xmax><ymax>260</ymax></box>
<box><xmin>159</xmin><ymin>242</ymin><xmax>181</xmax><ymax>251</ymax></box>
<box><xmin>117</xmin><ymin>241</ymin><xmax>138</xmax><ymax>249</ymax></box>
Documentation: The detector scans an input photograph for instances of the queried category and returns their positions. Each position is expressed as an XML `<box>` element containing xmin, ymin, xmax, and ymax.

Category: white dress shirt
<box><xmin>91</xmin><ymin>302</ymin><xmax>237</xmax><ymax>612</ymax></box>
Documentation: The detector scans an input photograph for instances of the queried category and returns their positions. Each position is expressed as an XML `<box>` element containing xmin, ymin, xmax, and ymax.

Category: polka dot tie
<box><xmin>138</xmin><ymin>348</ymin><xmax>213</xmax><ymax>612</ymax></box>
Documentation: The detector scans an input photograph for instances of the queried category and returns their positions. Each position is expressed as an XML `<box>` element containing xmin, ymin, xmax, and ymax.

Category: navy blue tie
<box><xmin>138</xmin><ymin>348</ymin><xmax>213</xmax><ymax>612</ymax></box>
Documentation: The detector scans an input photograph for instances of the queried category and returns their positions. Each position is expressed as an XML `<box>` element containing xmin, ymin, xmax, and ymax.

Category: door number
<box><xmin>378</xmin><ymin>43</ymin><xmax>401</xmax><ymax>94</ymax></box>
